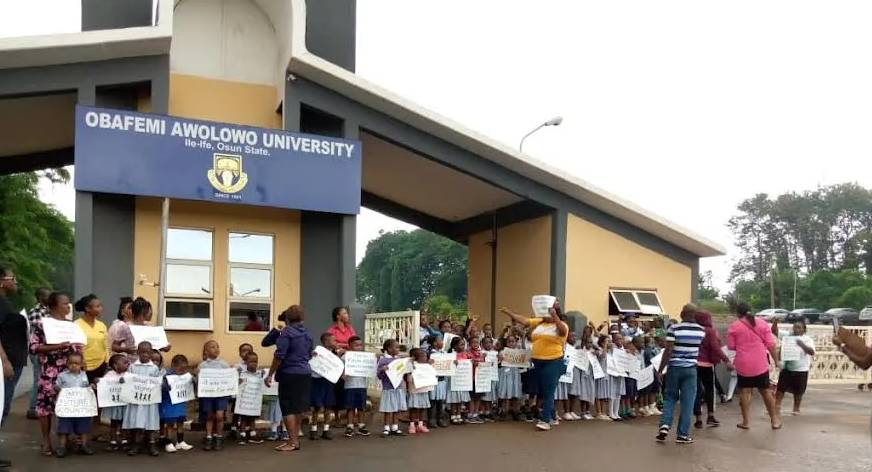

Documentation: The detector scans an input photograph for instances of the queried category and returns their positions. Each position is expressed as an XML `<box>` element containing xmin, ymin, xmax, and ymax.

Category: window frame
<box><xmin>226</xmin><ymin>231</ymin><xmax>275</xmax><ymax>334</ymax></box>
<box><xmin>163</xmin><ymin>226</ymin><xmax>214</xmax><ymax>331</ymax></box>
<box><xmin>608</xmin><ymin>288</ymin><xmax>665</xmax><ymax>315</ymax></box>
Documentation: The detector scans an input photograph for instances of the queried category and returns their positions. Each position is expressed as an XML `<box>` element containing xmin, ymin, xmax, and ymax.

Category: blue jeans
<box><xmin>659</xmin><ymin>366</ymin><xmax>698</xmax><ymax>437</ymax></box>
<box><xmin>532</xmin><ymin>358</ymin><xmax>563</xmax><ymax>423</ymax></box>
<box><xmin>2</xmin><ymin>365</ymin><xmax>24</xmax><ymax>426</ymax></box>
<box><xmin>28</xmin><ymin>354</ymin><xmax>39</xmax><ymax>412</ymax></box>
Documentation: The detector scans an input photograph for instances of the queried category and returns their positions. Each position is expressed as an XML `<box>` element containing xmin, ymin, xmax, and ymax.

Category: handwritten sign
<box><xmin>484</xmin><ymin>351</ymin><xmax>500</xmax><ymax>381</ymax></box>
<box><xmin>477</xmin><ymin>360</ymin><xmax>498</xmax><ymax>383</ymax></box>
<box><xmin>56</xmin><ymin>387</ymin><xmax>98</xmax><ymax>418</ymax></box>
<box><xmin>97</xmin><ymin>377</ymin><xmax>124</xmax><ymax>407</ymax></box>
<box><xmin>42</xmin><ymin>317</ymin><xmax>87</xmax><ymax>345</ymax></box>
<box><xmin>343</xmin><ymin>351</ymin><xmax>377</xmax><ymax>378</ymax></box>
<box><xmin>500</xmin><ymin>348</ymin><xmax>531</xmax><ymax>368</ymax></box>
<box><xmin>120</xmin><ymin>374</ymin><xmax>162</xmax><ymax>404</ymax></box>
<box><xmin>613</xmin><ymin>349</ymin><xmax>631</xmax><ymax>374</ymax></box>
<box><xmin>411</xmin><ymin>362</ymin><xmax>438</xmax><ymax>389</ymax></box>
<box><xmin>234</xmin><ymin>376</ymin><xmax>264</xmax><ymax>416</ymax></box>
<box><xmin>197</xmin><ymin>368</ymin><xmax>239</xmax><ymax>397</ymax></box>
<box><xmin>129</xmin><ymin>325</ymin><xmax>170</xmax><ymax>350</ymax></box>
<box><xmin>386</xmin><ymin>358</ymin><xmax>409</xmax><ymax>389</ymax></box>
<box><xmin>628</xmin><ymin>354</ymin><xmax>642</xmax><ymax>377</ymax></box>
<box><xmin>262</xmin><ymin>371</ymin><xmax>278</xmax><ymax>396</ymax></box>
<box><xmin>650</xmin><ymin>352</ymin><xmax>666</xmax><ymax>373</ymax></box>
<box><xmin>573</xmin><ymin>349</ymin><xmax>590</xmax><ymax>372</ymax></box>
<box><xmin>781</xmin><ymin>336</ymin><xmax>802</xmax><ymax>362</ymax></box>
<box><xmin>167</xmin><ymin>373</ymin><xmax>195</xmax><ymax>405</ymax></box>
<box><xmin>559</xmin><ymin>348</ymin><xmax>574</xmax><ymax>383</ymax></box>
<box><xmin>588</xmin><ymin>351</ymin><xmax>605</xmax><ymax>379</ymax></box>
<box><xmin>451</xmin><ymin>359</ymin><xmax>473</xmax><ymax>392</ymax></box>
<box><xmin>475</xmin><ymin>364</ymin><xmax>493</xmax><ymax>393</ymax></box>
<box><xmin>634</xmin><ymin>365</ymin><xmax>655</xmax><ymax>390</ymax></box>
<box><xmin>431</xmin><ymin>352</ymin><xmax>457</xmax><ymax>376</ymax></box>
<box><xmin>309</xmin><ymin>346</ymin><xmax>344</xmax><ymax>384</ymax></box>
<box><xmin>532</xmin><ymin>295</ymin><xmax>557</xmax><ymax>317</ymax></box>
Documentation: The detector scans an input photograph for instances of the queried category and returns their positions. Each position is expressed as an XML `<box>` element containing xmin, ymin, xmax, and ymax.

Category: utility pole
<box><xmin>769</xmin><ymin>267</ymin><xmax>776</xmax><ymax>309</ymax></box>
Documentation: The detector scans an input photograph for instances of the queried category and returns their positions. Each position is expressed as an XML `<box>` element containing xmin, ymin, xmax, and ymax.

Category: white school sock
<box><xmin>391</xmin><ymin>424</ymin><xmax>399</xmax><ymax>431</ymax></box>
<box><xmin>323</xmin><ymin>424</ymin><xmax>330</xmax><ymax>431</ymax></box>
<box><xmin>310</xmin><ymin>425</ymin><xmax>318</xmax><ymax>432</ymax></box>
<box><xmin>358</xmin><ymin>423</ymin><xmax>366</xmax><ymax>429</ymax></box>
<box><xmin>417</xmin><ymin>420</ymin><xmax>424</xmax><ymax>427</ymax></box>
<box><xmin>383</xmin><ymin>425</ymin><xmax>390</xmax><ymax>432</ymax></box>
<box><xmin>347</xmin><ymin>424</ymin><xmax>354</xmax><ymax>429</ymax></box>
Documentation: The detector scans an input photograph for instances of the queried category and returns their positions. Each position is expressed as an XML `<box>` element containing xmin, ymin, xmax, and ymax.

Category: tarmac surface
<box><xmin>0</xmin><ymin>384</ymin><xmax>870</xmax><ymax>472</ymax></box>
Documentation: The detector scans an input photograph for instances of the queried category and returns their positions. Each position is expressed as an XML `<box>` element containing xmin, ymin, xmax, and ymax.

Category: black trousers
<box><xmin>693</xmin><ymin>366</ymin><xmax>715</xmax><ymax>416</ymax></box>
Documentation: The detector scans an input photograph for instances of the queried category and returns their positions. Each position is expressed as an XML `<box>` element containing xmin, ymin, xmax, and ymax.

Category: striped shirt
<box><xmin>666</xmin><ymin>322</ymin><xmax>705</xmax><ymax>368</ymax></box>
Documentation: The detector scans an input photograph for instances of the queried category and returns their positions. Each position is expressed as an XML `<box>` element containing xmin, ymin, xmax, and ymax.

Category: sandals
<box><xmin>771</xmin><ymin>422</ymin><xmax>783</xmax><ymax>430</ymax></box>
<box><xmin>736</xmin><ymin>424</ymin><xmax>750</xmax><ymax>430</ymax></box>
<box><xmin>40</xmin><ymin>446</ymin><xmax>54</xmax><ymax>457</ymax></box>
<box><xmin>275</xmin><ymin>443</ymin><xmax>300</xmax><ymax>452</ymax></box>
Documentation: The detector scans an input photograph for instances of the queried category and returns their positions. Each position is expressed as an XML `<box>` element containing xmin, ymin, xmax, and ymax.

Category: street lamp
<box><xmin>519</xmin><ymin>116</ymin><xmax>563</xmax><ymax>152</ymax></box>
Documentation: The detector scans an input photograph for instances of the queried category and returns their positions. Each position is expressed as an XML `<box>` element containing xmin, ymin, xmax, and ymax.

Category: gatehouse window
<box><xmin>164</xmin><ymin>228</ymin><xmax>214</xmax><ymax>330</ymax></box>
<box><xmin>609</xmin><ymin>289</ymin><xmax>665</xmax><ymax>316</ymax></box>
<box><xmin>228</xmin><ymin>232</ymin><xmax>273</xmax><ymax>332</ymax></box>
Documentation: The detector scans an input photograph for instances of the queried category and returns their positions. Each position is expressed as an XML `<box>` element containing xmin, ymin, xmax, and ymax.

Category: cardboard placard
<box><xmin>197</xmin><ymin>368</ymin><xmax>239</xmax><ymax>398</ymax></box>
<box><xmin>484</xmin><ymin>351</ymin><xmax>500</xmax><ymax>381</ymax></box>
<box><xmin>500</xmin><ymin>348</ymin><xmax>531</xmax><ymax>368</ymax></box>
<box><xmin>635</xmin><ymin>365</ymin><xmax>655</xmax><ymax>390</ymax></box>
<box><xmin>166</xmin><ymin>373</ymin><xmax>195</xmax><ymax>405</ymax></box>
<box><xmin>262</xmin><ymin>370</ymin><xmax>278</xmax><ymax>396</ymax></box>
<box><xmin>42</xmin><ymin>318</ymin><xmax>87</xmax><ymax>345</ymax></box>
<box><xmin>451</xmin><ymin>360</ymin><xmax>473</xmax><ymax>392</ymax></box>
<box><xmin>573</xmin><ymin>348</ymin><xmax>590</xmax><ymax>372</ymax></box>
<box><xmin>55</xmin><ymin>387</ymin><xmax>98</xmax><ymax>418</ymax></box>
<box><xmin>588</xmin><ymin>351</ymin><xmax>605</xmax><ymax>379</ymax></box>
<box><xmin>386</xmin><ymin>358</ymin><xmax>409</xmax><ymax>389</ymax></box>
<box><xmin>120</xmin><ymin>374</ymin><xmax>162</xmax><ymax>405</ymax></box>
<box><xmin>96</xmin><ymin>377</ymin><xmax>124</xmax><ymax>407</ymax></box>
<box><xmin>234</xmin><ymin>376</ymin><xmax>264</xmax><ymax>416</ymax></box>
<box><xmin>343</xmin><ymin>351</ymin><xmax>377</xmax><ymax>378</ymax></box>
<box><xmin>309</xmin><ymin>346</ymin><xmax>344</xmax><ymax>384</ymax></box>
<box><xmin>780</xmin><ymin>336</ymin><xmax>802</xmax><ymax>362</ymax></box>
<box><xmin>474</xmin><ymin>364</ymin><xmax>493</xmax><ymax>393</ymax></box>
<box><xmin>411</xmin><ymin>362</ymin><xmax>438</xmax><ymax>389</ymax></box>
<box><xmin>430</xmin><ymin>352</ymin><xmax>457</xmax><ymax>376</ymax></box>
<box><xmin>129</xmin><ymin>325</ymin><xmax>170</xmax><ymax>350</ymax></box>
<box><xmin>532</xmin><ymin>295</ymin><xmax>557</xmax><ymax>317</ymax></box>
<box><xmin>559</xmin><ymin>348</ymin><xmax>574</xmax><ymax>383</ymax></box>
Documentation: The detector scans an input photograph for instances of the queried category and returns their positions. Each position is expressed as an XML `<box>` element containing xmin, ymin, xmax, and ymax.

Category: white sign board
<box><xmin>573</xmin><ymin>348</ymin><xmax>590</xmax><ymax>372</ymax></box>
<box><xmin>343</xmin><ymin>351</ymin><xmax>377</xmax><ymax>378</ymax></box>
<box><xmin>234</xmin><ymin>377</ymin><xmax>264</xmax><ymax>416</ymax></box>
<box><xmin>475</xmin><ymin>364</ymin><xmax>493</xmax><ymax>393</ymax></box>
<box><xmin>55</xmin><ymin>387</ymin><xmax>98</xmax><ymax>418</ymax></box>
<box><xmin>451</xmin><ymin>359</ymin><xmax>473</xmax><ymax>392</ymax></box>
<box><xmin>588</xmin><ymin>351</ymin><xmax>605</xmax><ymax>379</ymax></box>
<box><xmin>120</xmin><ymin>374</ymin><xmax>162</xmax><ymax>405</ymax></box>
<box><xmin>42</xmin><ymin>318</ymin><xmax>87</xmax><ymax>345</ymax></box>
<box><xmin>197</xmin><ymin>368</ymin><xmax>239</xmax><ymax>398</ymax></box>
<box><xmin>386</xmin><ymin>358</ymin><xmax>409</xmax><ymax>389</ymax></box>
<box><xmin>634</xmin><ymin>365</ymin><xmax>655</xmax><ymax>390</ymax></box>
<box><xmin>167</xmin><ymin>373</ymin><xmax>196</xmax><ymax>405</ymax></box>
<box><xmin>781</xmin><ymin>336</ymin><xmax>802</xmax><ymax>362</ymax></box>
<box><xmin>500</xmin><ymin>348</ymin><xmax>531</xmax><ymax>368</ymax></box>
<box><xmin>431</xmin><ymin>352</ymin><xmax>457</xmax><ymax>376</ymax></box>
<box><xmin>532</xmin><ymin>295</ymin><xmax>557</xmax><ymax>317</ymax></box>
<box><xmin>262</xmin><ymin>371</ymin><xmax>278</xmax><ymax>396</ymax></box>
<box><xmin>129</xmin><ymin>325</ymin><xmax>170</xmax><ymax>350</ymax></box>
<box><xmin>411</xmin><ymin>362</ymin><xmax>438</xmax><ymax>389</ymax></box>
<box><xmin>559</xmin><ymin>348</ymin><xmax>574</xmax><ymax>383</ymax></box>
<box><xmin>484</xmin><ymin>351</ymin><xmax>500</xmax><ymax>381</ymax></box>
<box><xmin>309</xmin><ymin>346</ymin><xmax>344</xmax><ymax>384</ymax></box>
<box><xmin>97</xmin><ymin>377</ymin><xmax>124</xmax><ymax>407</ymax></box>
<box><xmin>613</xmin><ymin>349</ymin><xmax>632</xmax><ymax>374</ymax></box>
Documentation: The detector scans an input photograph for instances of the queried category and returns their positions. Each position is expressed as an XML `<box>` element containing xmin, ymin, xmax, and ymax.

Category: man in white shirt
<box><xmin>772</xmin><ymin>320</ymin><xmax>815</xmax><ymax>415</ymax></box>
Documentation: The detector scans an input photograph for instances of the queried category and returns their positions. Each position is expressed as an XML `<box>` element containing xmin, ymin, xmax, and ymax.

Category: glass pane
<box><xmin>229</xmin><ymin>233</ymin><xmax>273</xmax><ymax>264</ymax></box>
<box><xmin>636</xmin><ymin>292</ymin><xmax>662</xmax><ymax>308</ymax></box>
<box><xmin>167</xmin><ymin>228</ymin><xmax>212</xmax><ymax>261</ymax></box>
<box><xmin>166</xmin><ymin>264</ymin><xmax>211</xmax><ymax>295</ymax></box>
<box><xmin>166</xmin><ymin>301</ymin><xmax>211</xmax><ymax>319</ymax></box>
<box><xmin>229</xmin><ymin>267</ymin><xmax>271</xmax><ymax>298</ymax></box>
<box><xmin>229</xmin><ymin>302</ymin><xmax>271</xmax><ymax>332</ymax></box>
<box><xmin>611</xmin><ymin>291</ymin><xmax>640</xmax><ymax>311</ymax></box>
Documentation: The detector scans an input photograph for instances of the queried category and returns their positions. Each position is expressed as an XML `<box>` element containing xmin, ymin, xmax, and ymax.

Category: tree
<box><xmin>356</xmin><ymin>229</ymin><xmax>468</xmax><ymax>313</ymax></box>
<box><xmin>697</xmin><ymin>270</ymin><xmax>720</xmax><ymax>300</ymax></box>
<box><xmin>0</xmin><ymin>172</ymin><xmax>74</xmax><ymax>309</ymax></box>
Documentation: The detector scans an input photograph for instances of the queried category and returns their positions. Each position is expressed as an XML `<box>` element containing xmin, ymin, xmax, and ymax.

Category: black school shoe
<box><xmin>345</xmin><ymin>427</ymin><xmax>355</xmax><ymax>438</ymax></box>
<box><xmin>656</xmin><ymin>426</ymin><xmax>669</xmax><ymax>442</ymax></box>
<box><xmin>389</xmin><ymin>429</ymin><xmax>405</xmax><ymax>437</ymax></box>
<box><xmin>357</xmin><ymin>426</ymin><xmax>371</xmax><ymax>436</ymax></box>
<box><xmin>148</xmin><ymin>442</ymin><xmax>160</xmax><ymax>456</ymax></box>
<box><xmin>321</xmin><ymin>430</ymin><xmax>333</xmax><ymax>440</ymax></box>
<box><xmin>676</xmin><ymin>436</ymin><xmax>695</xmax><ymax>444</ymax></box>
<box><xmin>213</xmin><ymin>436</ymin><xmax>224</xmax><ymax>451</ymax></box>
<box><xmin>55</xmin><ymin>447</ymin><xmax>67</xmax><ymax>459</ymax></box>
<box><xmin>202</xmin><ymin>437</ymin><xmax>214</xmax><ymax>451</ymax></box>
<box><xmin>309</xmin><ymin>430</ymin><xmax>319</xmax><ymax>441</ymax></box>
<box><xmin>79</xmin><ymin>444</ymin><xmax>96</xmax><ymax>456</ymax></box>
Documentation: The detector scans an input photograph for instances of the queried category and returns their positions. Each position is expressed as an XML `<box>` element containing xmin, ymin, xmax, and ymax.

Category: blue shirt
<box><xmin>666</xmin><ymin>322</ymin><xmax>705</xmax><ymax>368</ymax></box>
<box><xmin>275</xmin><ymin>323</ymin><xmax>313</xmax><ymax>375</ymax></box>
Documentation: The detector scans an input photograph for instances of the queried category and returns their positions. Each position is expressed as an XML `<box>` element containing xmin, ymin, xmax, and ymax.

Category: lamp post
<box><xmin>519</xmin><ymin>116</ymin><xmax>563</xmax><ymax>152</ymax></box>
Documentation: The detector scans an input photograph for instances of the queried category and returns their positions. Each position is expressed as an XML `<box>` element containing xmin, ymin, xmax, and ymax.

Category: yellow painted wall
<box><xmin>131</xmin><ymin>74</ymin><xmax>291</xmax><ymax>364</ymax></box>
<box><xmin>564</xmin><ymin>214</ymin><xmax>692</xmax><ymax>325</ymax></box>
<box><xmin>468</xmin><ymin>216</ymin><xmax>552</xmax><ymax>327</ymax></box>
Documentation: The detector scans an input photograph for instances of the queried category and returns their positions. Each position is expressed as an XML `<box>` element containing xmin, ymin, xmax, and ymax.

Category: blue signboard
<box><xmin>74</xmin><ymin>105</ymin><xmax>361</xmax><ymax>214</ymax></box>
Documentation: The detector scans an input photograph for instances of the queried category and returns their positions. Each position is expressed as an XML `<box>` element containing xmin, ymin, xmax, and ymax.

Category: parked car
<box><xmin>860</xmin><ymin>306</ymin><xmax>872</xmax><ymax>322</ymax></box>
<box><xmin>787</xmin><ymin>308</ymin><xmax>822</xmax><ymax>324</ymax></box>
<box><xmin>819</xmin><ymin>308</ymin><xmax>860</xmax><ymax>325</ymax></box>
<box><xmin>755</xmin><ymin>308</ymin><xmax>790</xmax><ymax>322</ymax></box>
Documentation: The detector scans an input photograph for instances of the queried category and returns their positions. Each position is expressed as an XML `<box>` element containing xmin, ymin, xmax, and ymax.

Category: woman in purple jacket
<box><xmin>266</xmin><ymin>306</ymin><xmax>313</xmax><ymax>453</ymax></box>
<box><xmin>693</xmin><ymin>311</ymin><xmax>733</xmax><ymax>429</ymax></box>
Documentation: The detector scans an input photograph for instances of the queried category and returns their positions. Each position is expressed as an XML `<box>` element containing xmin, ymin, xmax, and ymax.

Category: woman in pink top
<box><xmin>726</xmin><ymin>302</ymin><xmax>781</xmax><ymax>430</ymax></box>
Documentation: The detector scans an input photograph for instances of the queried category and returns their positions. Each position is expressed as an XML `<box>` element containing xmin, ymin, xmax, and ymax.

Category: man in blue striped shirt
<box><xmin>655</xmin><ymin>303</ymin><xmax>706</xmax><ymax>444</ymax></box>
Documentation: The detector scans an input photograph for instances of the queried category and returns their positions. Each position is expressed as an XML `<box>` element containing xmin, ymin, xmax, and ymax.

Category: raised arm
<box><xmin>499</xmin><ymin>308</ymin><xmax>531</xmax><ymax>327</ymax></box>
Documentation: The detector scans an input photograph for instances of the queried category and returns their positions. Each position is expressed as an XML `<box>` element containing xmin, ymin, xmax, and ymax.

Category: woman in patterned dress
<box><xmin>29</xmin><ymin>292</ymin><xmax>82</xmax><ymax>456</ymax></box>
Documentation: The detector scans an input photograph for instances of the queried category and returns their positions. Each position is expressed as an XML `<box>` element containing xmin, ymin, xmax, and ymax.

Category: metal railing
<box><xmin>363</xmin><ymin>310</ymin><xmax>420</xmax><ymax>392</ymax></box>
<box><xmin>804</xmin><ymin>325</ymin><xmax>872</xmax><ymax>384</ymax></box>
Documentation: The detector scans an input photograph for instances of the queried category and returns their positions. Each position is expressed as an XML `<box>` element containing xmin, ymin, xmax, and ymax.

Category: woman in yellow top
<box><xmin>500</xmin><ymin>299</ymin><xmax>568</xmax><ymax>431</ymax></box>
<box><xmin>73</xmin><ymin>294</ymin><xmax>109</xmax><ymax>384</ymax></box>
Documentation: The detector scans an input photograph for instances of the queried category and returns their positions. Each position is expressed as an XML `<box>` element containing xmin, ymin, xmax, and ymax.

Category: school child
<box><xmin>54</xmin><ymin>352</ymin><xmax>96</xmax><ymax>458</ymax></box>
<box><xmin>406</xmin><ymin>348</ymin><xmax>432</xmax><ymax>434</ymax></box>
<box><xmin>237</xmin><ymin>352</ymin><xmax>265</xmax><ymax>444</ymax></box>
<box><xmin>342</xmin><ymin>336</ymin><xmax>371</xmax><ymax>438</ymax></box>
<box><xmin>621</xmin><ymin>339</ymin><xmax>641</xmax><ymax>419</ymax></box>
<box><xmin>775</xmin><ymin>320</ymin><xmax>815</xmax><ymax>415</ymax></box>
<box><xmin>426</xmin><ymin>335</ymin><xmax>449</xmax><ymax>428</ymax></box>
<box><xmin>608</xmin><ymin>334</ymin><xmax>627</xmax><ymax>421</ymax></box>
<box><xmin>122</xmin><ymin>341</ymin><xmax>162</xmax><ymax>456</ymax></box>
<box><xmin>518</xmin><ymin>328</ymin><xmax>539</xmax><ymax>422</ymax></box>
<box><xmin>198</xmin><ymin>340</ymin><xmax>232</xmax><ymax>451</ymax></box>
<box><xmin>446</xmin><ymin>336</ymin><xmax>472</xmax><ymax>425</ymax></box>
<box><xmin>377</xmin><ymin>339</ymin><xmax>408</xmax><ymax>436</ymax></box>
<box><xmin>559</xmin><ymin>332</ymin><xmax>581</xmax><ymax>421</ymax></box>
<box><xmin>160</xmin><ymin>354</ymin><xmax>194</xmax><ymax>452</ymax></box>
<box><xmin>263</xmin><ymin>373</ymin><xmax>286</xmax><ymax>441</ymax></box>
<box><xmin>310</xmin><ymin>332</ymin><xmax>338</xmax><ymax>440</ymax></box>
<box><xmin>497</xmin><ymin>335</ymin><xmax>523</xmax><ymax>421</ymax></box>
<box><xmin>466</xmin><ymin>336</ymin><xmax>486</xmax><ymax>424</ymax></box>
<box><xmin>102</xmin><ymin>354</ymin><xmax>129</xmax><ymax>451</ymax></box>
<box><xmin>594</xmin><ymin>335</ymin><xmax>612</xmax><ymax>421</ymax></box>
<box><xmin>571</xmin><ymin>332</ymin><xmax>596</xmax><ymax>420</ymax></box>
<box><xmin>231</xmin><ymin>343</ymin><xmax>254</xmax><ymax>438</ymax></box>
<box><xmin>480</xmin><ymin>337</ymin><xmax>499</xmax><ymax>421</ymax></box>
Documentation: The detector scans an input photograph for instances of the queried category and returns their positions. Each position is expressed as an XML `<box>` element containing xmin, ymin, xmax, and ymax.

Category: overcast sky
<box><xmin>8</xmin><ymin>0</ymin><xmax>872</xmax><ymax>293</ymax></box>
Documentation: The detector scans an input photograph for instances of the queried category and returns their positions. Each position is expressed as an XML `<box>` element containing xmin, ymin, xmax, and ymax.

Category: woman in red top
<box><xmin>325</xmin><ymin>306</ymin><xmax>357</xmax><ymax>419</ymax></box>
<box><xmin>693</xmin><ymin>311</ymin><xmax>733</xmax><ymax>429</ymax></box>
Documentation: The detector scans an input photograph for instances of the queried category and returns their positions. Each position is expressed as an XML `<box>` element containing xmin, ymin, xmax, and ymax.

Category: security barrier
<box><xmin>363</xmin><ymin>310</ymin><xmax>420</xmax><ymax>391</ymax></box>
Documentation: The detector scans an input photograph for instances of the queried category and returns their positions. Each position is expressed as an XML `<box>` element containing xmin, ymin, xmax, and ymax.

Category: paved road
<box><xmin>1</xmin><ymin>385</ymin><xmax>869</xmax><ymax>472</ymax></box>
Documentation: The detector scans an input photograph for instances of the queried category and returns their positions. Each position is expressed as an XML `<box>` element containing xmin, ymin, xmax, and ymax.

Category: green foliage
<box><xmin>356</xmin><ymin>229</ymin><xmax>467</xmax><ymax>313</ymax></box>
<box><xmin>731</xmin><ymin>269</ymin><xmax>872</xmax><ymax>312</ymax></box>
<box><xmin>697</xmin><ymin>270</ymin><xmax>720</xmax><ymax>300</ymax></box>
<box><xmin>697</xmin><ymin>298</ymin><xmax>730</xmax><ymax>315</ymax></box>
<box><xmin>0</xmin><ymin>172</ymin><xmax>74</xmax><ymax>309</ymax></box>
<box><xmin>422</xmin><ymin>294</ymin><xmax>468</xmax><ymax>321</ymax></box>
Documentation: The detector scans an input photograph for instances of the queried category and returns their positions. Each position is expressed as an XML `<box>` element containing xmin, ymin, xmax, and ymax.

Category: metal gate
<box><xmin>363</xmin><ymin>310</ymin><xmax>420</xmax><ymax>391</ymax></box>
